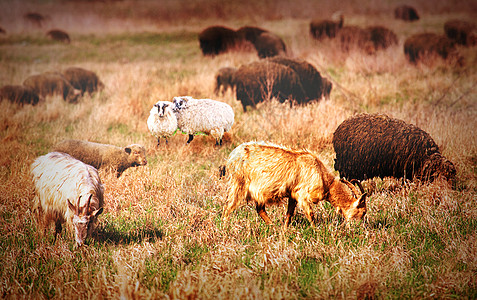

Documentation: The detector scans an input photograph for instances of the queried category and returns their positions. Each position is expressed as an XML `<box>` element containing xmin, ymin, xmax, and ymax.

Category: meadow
<box><xmin>0</xmin><ymin>0</ymin><xmax>476</xmax><ymax>298</ymax></box>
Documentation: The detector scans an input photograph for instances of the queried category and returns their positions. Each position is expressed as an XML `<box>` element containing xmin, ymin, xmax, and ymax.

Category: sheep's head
<box><xmin>124</xmin><ymin>144</ymin><xmax>147</xmax><ymax>167</ymax></box>
<box><xmin>172</xmin><ymin>96</ymin><xmax>193</xmax><ymax>111</ymax></box>
<box><xmin>329</xmin><ymin>178</ymin><xmax>367</xmax><ymax>222</ymax></box>
<box><xmin>153</xmin><ymin>101</ymin><xmax>171</xmax><ymax>117</ymax></box>
<box><xmin>67</xmin><ymin>194</ymin><xmax>103</xmax><ymax>247</ymax></box>
<box><xmin>421</xmin><ymin>153</ymin><xmax>457</xmax><ymax>185</ymax></box>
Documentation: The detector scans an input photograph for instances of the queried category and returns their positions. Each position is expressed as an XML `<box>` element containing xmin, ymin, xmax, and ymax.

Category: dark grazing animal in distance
<box><xmin>309</xmin><ymin>14</ymin><xmax>344</xmax><ymax>40</ymax></box>
<box><xmin>62</xmin><ymin>67</ymin><xmax>104</xmax><ymax>96</ymax></box>
<box><xmin>444</xmin><ymin>19</ymin><xmax>476</xmax><ymax>46</ymax></box>
<box><xmin>0</xmin><ymin>85</ymin><xmax>40</xmax><ymax>106</ymax></box>
<box><xmin>198</xmin><ymin>26</ymin><xmax>240</xmax><ymax>56</ymax></box>
<box><xmin>404</xmin><ymin>33</ymin><xmax>459</xmax><ymax>64</ymax></box>
<box><xmin>332</xmin><ymin>113</ymin><xmax>456</xmax><ymax>184</ymax></box>
<box><xmin>394</xmin><ymin>5</ymin><xmax>420</xmax><ymax>21</ymax></box>
<box><xmin>46</xmin><ymin>29</ymin><xmax>71</xmax><ymax>43</ymax></box>
<box><xmin>214</xmin><ymin>67</ymin><xmax>236</xmax><ymax>95</ymax></box>
<box><xmin>23</xmin><ymin>72</ymin><xmax>81</xmax><ymax>103</ymax></box>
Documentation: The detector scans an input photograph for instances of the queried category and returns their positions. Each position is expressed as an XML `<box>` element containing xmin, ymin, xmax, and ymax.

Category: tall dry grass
<box><xmin>1</xmin><ymin>0</ymin><xmax>476</xmax><ymax>298</ymax></box>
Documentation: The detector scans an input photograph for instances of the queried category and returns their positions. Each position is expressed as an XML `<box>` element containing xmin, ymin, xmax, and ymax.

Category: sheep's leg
<box><xmin>54</xmin><ymin>220</ymin><xmax>62</xmax><ymax>244</ymax></box>
<box><xmin>156</xmin><ymin>138</ymin><xmax>161</xmax><ymax>146</ymax></box>
<box><xmin>215</xmin><ymin>138</ymin><xmax>223</xmax><ymax>146</ymax></box>
<box><xmin>284</xmin><ymin>197</ymin><xmax>297</xmax><ymax>229</ymax></box>
<box><xmin>256</xmin><ymin>204</ymin><xmax>273</xmax><ymax>225</ymax></box>
<box><xmin>186</xmin><ymin>134</ymin><xmax>194</xmax><ymax>144</ymax></box>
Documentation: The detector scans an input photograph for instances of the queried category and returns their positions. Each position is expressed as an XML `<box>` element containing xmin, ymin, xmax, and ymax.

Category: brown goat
<box><xmin>222</xmin><ymin>142</ymin><xmax>367</xmax><ymax>228</ymax></box>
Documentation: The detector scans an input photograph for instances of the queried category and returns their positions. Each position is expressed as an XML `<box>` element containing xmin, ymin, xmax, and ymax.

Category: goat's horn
<box><xmin>350</xmin><ymin>179</ymin><xmax>365</xmax><ymax>194</ymax></box>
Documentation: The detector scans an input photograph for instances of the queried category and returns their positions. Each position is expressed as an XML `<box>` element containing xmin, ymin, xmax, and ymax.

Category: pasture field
<box><xmin>0</xmin><ymin>0</ymin><xmax>476</xmax><ymax>298</ymax></box>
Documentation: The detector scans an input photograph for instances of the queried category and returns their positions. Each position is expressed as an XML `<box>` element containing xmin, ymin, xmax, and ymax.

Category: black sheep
<box><xmin>0</xmin><ymin>85</ymin><xmax>40</xmax><ymax>106</ymax></box>
<box><xmin>62</xmin><ymin>67</ymin><xmax>104</xmax><ymax>96</ymax></box>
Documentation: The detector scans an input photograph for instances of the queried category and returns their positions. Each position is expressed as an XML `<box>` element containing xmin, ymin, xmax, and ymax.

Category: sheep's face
<box><xmin>154</xmin><ymin>102</ymin><xmax>170</xmax><ymax>117</ymax></box>
<box><xmin>67</xmin><ymin>195</ymin><xmax>104</xmax><ymax>247</ymax></box>
<box><xmin>172</xmin><ymin>96</ymin><xmax>192</xmax><ymax>111</ymax></box>
<box><xmin>125</xmin><ymin>144</ymin><xmax>148</xmax><ymax>167</ymax></box>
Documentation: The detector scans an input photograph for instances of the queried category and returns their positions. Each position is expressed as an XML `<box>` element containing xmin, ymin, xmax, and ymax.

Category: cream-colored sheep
<box><xmin>147</xmin><ymin>101</ymin><xmax>178</xmax><ymax>146</ymax></box>
<box><xmin>31</xmin><ymin>152</ymin><xmax>104</xmax><ymax>246</ymax></box>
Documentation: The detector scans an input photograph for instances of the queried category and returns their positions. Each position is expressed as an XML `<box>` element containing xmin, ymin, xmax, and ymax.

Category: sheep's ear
<box><xmin>92</xmin><ymin>207</ymin><xmax>103</xmax><ymax>217</ymax></box>
<box><xmin>125</xmin><ymin>147</ymin><xmax>132</xmax><ymax>154</ymax></box>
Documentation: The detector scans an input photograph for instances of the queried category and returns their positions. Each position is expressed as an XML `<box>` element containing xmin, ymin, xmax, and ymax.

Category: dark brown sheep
<box><xmin>404</xmin><ymin>33</ymin><xmax>458</xmax><ymax>64</ymax></box>
<box><xmin>62</xmin><ymin>67</ymin><xmax>104</xmax><ymax>96</ymax></box>
<box><xmin>214</xmin><ymin>67</ymin><xmax>237</xmax><ymax>95</ymax></box>
<box><xmin>234</xmin><ymin>61</ymin><xmax>306</xmax><ymax>112</ymax></box>
<box><xmin>46</xmin><ymin>29</ymin><xmax>71</xmax><ymax>43</ymax></box>
<box><xmin>236</xmin><ymin>26</ymin><xmax>268</xmax><ymax>44</ymax></box>
<box><xmin>253</xmin><ymin>32</ymin><xmax>287</xmax><ymax>58</ymax></box>
<box><xmin>267</xmin><ymin>56</ymin><xmax>330</xmax><ymax>102</ymax></box>
<box><xmin>198</xmin><ymin>26</ymin><xmax>240</xmax><ymax>56</ymax></box>
<box><xmin>367</xmin><ymin>26</ymin><xmax>398</xmax><ymax>50</ymax></box>
<box><xmin>23</xmin><ymin>72</ymin><xmax>81</xmax><ymax>103</ymax></box>
<box><xmin>444</xmin><ymin>20</ymin><xmax>476</xmax><ymax>46</ymax></box>
<box><xmin>309</xmin><ymin>15</ymin><xmax>344</xmax><ymax>40</ymax></box>
<box><xmin>336</xmin><ymin>26</ymin><xmax>374</xmax><ymax>53</ymax></box>
<box><xmin>0</xmin><ymin>85</ymin><xmax>40</xmax><ymax>106</ymax></box>
<box><xmin>24</xmin><ymin>12</ymin><xmax>48</xmax><ymax>27</ymax></box>
<box><xmin>332</xmin><ymin>113</ymin><xmax>456</xmax><ymax>184</ymax></box>
<box><xmin>394</xmin><ymin>5</ymin><xmax>420</xmax><ymax>21</ymax></box>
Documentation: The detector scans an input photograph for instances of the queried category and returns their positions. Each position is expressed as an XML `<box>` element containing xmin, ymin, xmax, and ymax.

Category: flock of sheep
<box><xmin>14</xmin><ymin>4</ymin><xmax>466</xmax><ymax>247</ymax></box>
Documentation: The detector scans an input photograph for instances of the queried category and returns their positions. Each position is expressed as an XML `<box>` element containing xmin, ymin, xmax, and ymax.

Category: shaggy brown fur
<box><xmin>46</xmin><ymin>29</ymin><xmax>71</xmax><ymax>43</ymax></box>
<box><xmin>336</xmin><ymin>26</ymin><xmax>374</xmax><ymax>53</ymax></box>
<box><xmin>394</xmin><ymin>5</ymin><xmax>420</xmax><ymax>21</ymax></box>
<box><xmin>198</xmin><ymin>26</ymin><xmax>240</xmax><ymax>56</ymax></box>
<box><xmin>404</xmin><ymin>33</ymin><xmax>458</xmax><ymax>64</ymax></box>
<box><xmin>367</xmin><ymin>26</ymin><xmax>398</xmax><ymax>50</ymax></box>
<box><xmin>253</xmin><ymin>32</ymin><xmax>287</xmax><ymax>58</ymax></box>
<box><xmin>444</xmin><ymin>20</ymin><xmax>476</xmax><ymax>46</ymax></box>
<box><xmin>234</xmin><ymin>61</ymin><xmax>306</xmax><ymax>112</ymax></box>
<box><xmin>23</xmin><ymin>72</ymin><xmax>81</xmax><ymax>103</ymax></box>
<box><xmin>62</xmin><ymin>67</ymin><xmax>105</xmax><ymax>96</ymax></box>
<box><xmin>0</xmin><ymin>85</ymin><xmax>40</xmax><ymax>106</ymax></box>
<box><xmin>332</xmin><ymin>113</ymin><xmax>456</xmax><ymax>184</ymax></box>
<box><xmin>222</xmin><ymin>142</ymin><xmax>367</xmax><ymax>228</ymax></box>
<box><xmin>267</xmin><ymin>57</ymin><xmax>331</xmax><ymax>102</ymax></box>
<box><xmin>52</xmin><ymin>139</ymin><xmax>148</xmax><ymax>177</ymax></box>
<box><xmin>236</xmin><ymin>26</ymin><xmax>268</xmax><ymax>44</ymax></box>
<box><xmin>214</xmin><ymin>67</ymin><xmax>237</xmax><ymax>95</ymax></box>
<box><xmin>309</xmin><ymin>15</ymin><xmax>344</xmax><ymax>40</ymax></box>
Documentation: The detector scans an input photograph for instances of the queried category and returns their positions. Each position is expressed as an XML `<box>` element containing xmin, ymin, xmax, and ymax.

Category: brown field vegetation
<box><xmin>0</xmin><ymin>0</ymin><xmax>476</xmax><ymax>298</ymax></box>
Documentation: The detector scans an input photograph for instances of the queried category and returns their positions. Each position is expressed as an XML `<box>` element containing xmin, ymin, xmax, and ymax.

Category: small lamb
<box><xmin>53</xmin><ymin>139</ymin><xmax>147</xmax><ymax>177</ymax></box>
<box><xmin>172</xmin><ymin>96</ymin><xmax>234</xmax><ymax>146</ymax></box>
<box><xmin>31</xmin><ymin>152</ymin><xmax>104</xmax><ymax>246</ymax></box>
<box><xmin>147</xmin><ymin>101</ymin><xmax>178</xmax><ymax>146</ymax></box>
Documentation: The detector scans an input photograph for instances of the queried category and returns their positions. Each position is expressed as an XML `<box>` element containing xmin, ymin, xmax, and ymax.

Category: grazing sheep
<box><xmin>172</xmin><ymin>96</ymin><xmax>234</xmax><ymax>146</ymax></box>
<box><xmin>23</xmin><ymin>72</ymin><xmax>81</xmax><ymax>103</ymax></box>
<box><xmin>309</xmin><ymin>13</ymin><xmax>344</xmax><ymax>40</ymax></box>
<box><xmin>236</xmin><ymin>26</ymin><xmax>268</xmax><ymax>44</ymax></box>
<box><xmin>31</xmin><ymin>152</ymin><xmax>104</xmax><ymax>246</ymax></box>
<box><xmin>222</xmin><ymin>141</ymin><xmax>367</xmax><ymax>228</ymax></box>
<box><xmin>0</xmin><ymin>85</ymin><xmax>40</xmax><ymax>106</ymax></box>
<box><xmin>214</xmin><ymin>67</ymin><xmax>237</xmax><ymax>95</ymax></box>
<box><xmin>336</xmin><ymin>26</ymin><xmax>375</xmax><ymax>53</ymax></box>
<box><xmin>394</xmin><ymin>5</ymin><xmax>420</xmax><ymax>21</ymax></box>
<box><xmin>62</xmin><ymin>67</ymin><xmax>105</xmax><ymax>96</ymax></box>
<box><xmin>198</xmin><ymin>25</ymin><xmax>240</xmax><ymax>56</ymax></box>
<box><xmin>46</xmin><ymin>29</ymin><xmax>70</xmax><ymax>43</ymax></box>
<box><xmin>234</xmin><ymin>61</ymin><xmax>306</xmax><ymax>112</ymax></box>
<box><xmin>24</xmin><ymin>12</ymin><xmax>48</xmax><ymax>27</ymax></box>
<box><xmin>444</xmin><ymin>20</ymin><xmax>476</xmax><ymax>46</ymax></box>
<box><xmin>52</xmin><ymin>140</ymin><xmax>148</xmax><ymax>177</ymax></box>
<box><xmin>367</xmin><ymin>26</ymin><xmax>398</xmax><ymax>50</ymax></box>
<box><xmin>147</xmin><ymin>101</ymin><xmax>178</xmax><ymax>146</ymax></box>
<box><xmin>332</xmin><ymin>113</ymin><xmax>456</xmax><ymax>184</ymax></box>
<box><xmin>404</xmin><ymin>33</ymin><xmax>459</xmax><ymax>64</ymax></box>
<box><xmin>252</xmin><ymin>32</ymin><xmax>286</xmax><ymax>58</ymax></box>
<box><xmin>267</xmin><ymin>56</ymin><xmax>331</xmax><ymax>102</ymax></box>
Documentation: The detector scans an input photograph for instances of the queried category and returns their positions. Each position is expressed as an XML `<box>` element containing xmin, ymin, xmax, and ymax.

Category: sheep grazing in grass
<box><xmin>52</xmin><ymin>139</ymin><xmax>147</xmax><ymax>177</ymax></box>
<box><xmin>309</xmin><ymin>13</ymin><xmax>344</xmax><ymax>40</ymax></box>
<box><xmin>62</xmin><ymin>67</ymin><xmax>105</xmax><ymax>96</ymax></box>
<box><xmin>31</xmin><ymin>152</ymin><xmax>104</xmax><ymax>246</ymax></box>
<box><xmin>404</xmin><ymin>33</ymin><xmax>460</xmax><ymax>65</ymax></box>
<box><xmin>46</xmin><ymin>29</ymin><xmax>71</xmax><ymax>43</ymax></box>
<box><xmin>0</xmin><ymin>85</ymin><xmax>40</xmax><ymax>106</ymax></box>
<box><xmin>172</xmin><ymin>96</ymin><xmax>234</xmax><ymax>146</ymax></box>
<box><xmin>332</xmin><ymin>113</ymin><xmax>456</xmax><ymax>184</ymax></box>
<box><xmin>444</xmin><ymin>19</ymin><xmax>476</xmax><ymax>46</ymax></box>
<box><xmin>214</xmin><ymin>67</ymin><xmax>237</xmax><ymax>95</ymax></box>
<box><xmin>23</xmin><ymin>72</ymin><xmax>81</xmax><ymax>103</ymax></box>
<box><xmin>147</xmin><ymin>101</ymin><xmax>178</xmax><ymax>146</ymax></box>
<box><xmin>253</xmin><ymin>32</ymin><xmax>287</xmax><ymax>58</ymax></box>
<box><xmin>394</xmin><ymin>5</ymin><xmax>420</xmax><ymax>21</ymax></box>
<box><xmin>24</xmin><ymin>12</ymin><xmax>48</xmax><ymax>27</ymax></box>
<box><xmin>198</xmin><ymin>25</ymin><xmax>240</xmax><ymax>56</ymax></box>
<box><xmin>222</xmin><ymin>141</ymin><xmax>367</xmax><ymax>228</ymax></box>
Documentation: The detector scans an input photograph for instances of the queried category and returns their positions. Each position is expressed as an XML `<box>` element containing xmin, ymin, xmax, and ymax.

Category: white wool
<box><xmin>172</xmin><ymin>96</ymin><xmax>234</xmax><ymax>142</ymax></box>
<box><xmin>147</xmin><ymin>101</ymin><xmax>178</xmax><ymax>139</ymax></box>
<box><xmin>30</xmin><ymin>152</ymin><xmax>104</xmax><ymax>229</ymax></box>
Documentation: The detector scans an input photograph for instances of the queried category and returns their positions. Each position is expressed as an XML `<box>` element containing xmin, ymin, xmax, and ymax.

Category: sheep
<box><xmin>367</xmin><ymin>26</ymin><xmax>398</xmax><ymax>51</ymax></box>
<box><xmin>24</xmin><ymin>12</ymin><xmax>49</xmax><ymax>27</ymax></box>
<box><xmin>62</xmin><ymin>67</ymin><xmax>105</xmax><ymax>96</ymax></box>
<box><xmin>147</xmin><ymin>101</ymin><xmax>178</xmax><ymax>146</ymax></box>
<box><xmin>46</xmin><ymin>29</ymin><xmax>71</xmax><ymax>43</ymax></box>
<box><xmin>198</xmin><ymin>25</ymin><xmax>241</xmax><ymax>56</ymax></box>
<box><xmin>214</xmin><ymin>67</ymin><xmax>237</xmax><ymax>95</ymax></box>
<box><xmin>23</xmin><ymin>72</ymin><xmax>81</xmax><ymax>103</ymax></box>
<box><xmin>332</xmin><ymin>113</ymin><xmax>456</xmax><ymax>184</ymax></box>
<box><xmin>444</xmin><ymin>20</ymin><xmax>476</xmax><ymax>46</ymax></box>
<box><xmin>30</xmin><ymin>152</ymin><xmax>104</xmax><ymax>246</ymax></box>
<box><xmin>267</xmin><ymin>56</ymin><xmax>331</xmax><ymax>102</ymax></box>
<box><xmin>172</xmin><ymin>96</ymin><xmax>234</xmax><ymax>146</ymax></box>
<box><xmin>222</xmin><ymin>141</ymin><xmax>367</xmax><ymax>228</ymax></box>
<box><xmin>233</xmin><ymin>61</ymin><xmax>306</xmax><ymax>112</ymax></box>
<box><xmin>0</xmin><ymin>85</ymin><xmax>41</xmax><ymax>106</ymax></box>
<box><xmin>404</xmin><ymin>33</ymin><xmax>460</xmax><ymax>64</ymax></box>
<box><xmin>236</xmin><ymin>26</ymin><xmax>268</xmax><ymax>44</ymax></box>
<box><xmin>253</xmin><ymin>32</ymin><xmax>287</xmax><ymax>58</ymax></box>
<box><xmin>52</xmin><ymin>139</ymin><xmax>148</xmax><ymax>177</ymax></box>
<box><xmin>309</xmin><ymin>13</ymin><xmax>344</xmax><ymax>40</ymax></box>
<box><xmin>394</xmin><ymin>5</ymin><xmax>420</xmax><ymax>21</ymax></box>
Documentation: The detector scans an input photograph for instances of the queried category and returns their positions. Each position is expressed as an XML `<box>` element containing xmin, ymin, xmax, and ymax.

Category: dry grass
<box><xmin>1</xmin><ymin>0</ymin><xmax>476</xmax><ymax>299</ymax></box>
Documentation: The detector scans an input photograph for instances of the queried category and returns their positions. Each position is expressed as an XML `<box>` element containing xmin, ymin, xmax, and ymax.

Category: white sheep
<box><xmin>172</xmin><ymin>96</ymin><xmax>234</xmax><ymax>146</ymax></box>
<box><xmin>147</xmin><ymin>101</ymin><xmax>178</xmax><ymax>146</ymax></box>
<box><xmin>30</xmin><ymin>152</ymin><xmax>104</xmax><ymax>246</ymax></box>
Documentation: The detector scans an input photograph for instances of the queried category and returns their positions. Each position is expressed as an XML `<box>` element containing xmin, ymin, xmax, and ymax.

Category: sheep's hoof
<box><xmin>186</xmin><ymin>134</ymin><xmax>194</xmax><ymax>144</ymax></box>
